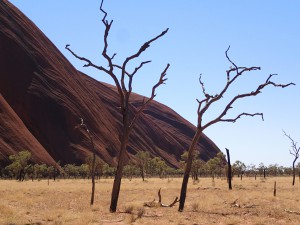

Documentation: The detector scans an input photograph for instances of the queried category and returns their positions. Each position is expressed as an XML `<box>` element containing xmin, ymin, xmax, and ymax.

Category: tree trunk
<box><xmin>87</xmin><ymin>129</ymin><xmax>96</xmax><ymax>206</ymax></box>
<box><xmin>110</xmin><ymin>120</ymin><xmax>129</xmax><ymax>212</ymax></box>
<box><xmin>225</xmin><ymin>148</ymin><xmax>232</xmax><ymax>190</ymax></box>
<box><xmin>141</xmin><ymin>167</ymin><xmax>145</xmax><ymax>181</ymax></box>
<box><xmin>90</xmin><ymin>151</ymin><xmax>96</xmax><ymax>205</ymax></box>
<box><xmin>178</xmin><ymin>129</ymin><xmax>202</xmax><ymax>212</ymax></box>
<box><xmin>292</xmin><ymin>159</ymin><xmax>296</xmax><ymax>186</ymax></box>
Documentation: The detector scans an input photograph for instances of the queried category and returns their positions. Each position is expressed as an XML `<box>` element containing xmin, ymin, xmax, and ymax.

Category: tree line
<box><xmin>1</xmin><ymin>150</ymin><xmax>299</xmax><ymax>182</ymax></box>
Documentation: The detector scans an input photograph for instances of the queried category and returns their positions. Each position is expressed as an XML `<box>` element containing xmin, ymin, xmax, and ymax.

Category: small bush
<box><xmin>124</xmin><ymin>205</ymin><xmax>134</xmax><ymax>214</ymax></box>
<box><xmin>191</xmin><ymin>202</ymin><xmax>199</xmax><ymax>212</ymax></box>
<box><xmin>136</xmin><ymin>207</ymin><xmax>145</xmax><ymax>218</ymax></box>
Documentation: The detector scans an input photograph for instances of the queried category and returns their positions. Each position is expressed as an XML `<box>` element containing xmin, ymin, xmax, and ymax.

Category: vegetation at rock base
<box><xmin>1</xmin><ymin>150</ymin><xmax>300</xmax><ymax>181</ymax></box>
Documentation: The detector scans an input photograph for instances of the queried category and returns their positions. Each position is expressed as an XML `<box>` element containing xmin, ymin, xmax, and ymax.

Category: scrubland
<box><xmin>1</xmin><ymin>176</ymin><xmax>300</xmax><ymax>225</ymax></box>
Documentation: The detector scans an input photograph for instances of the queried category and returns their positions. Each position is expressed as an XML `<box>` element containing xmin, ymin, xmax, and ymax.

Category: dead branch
<box><xmin>283</xmin><ymin>130</ymin><xmax>300</xmax><ymax>157</ymax></box>
<box><xmin>225</xmin><ymin>198</ymin><xmax>240</xmax><ymax>208</ymax></box>
<box><xmin>144</xmin><ymin>188</ymin><xmax>179</xmax><ymax>208</ymax></box>
<box><xmin>128</xmin><ymin>64</ymin><xmax>169</xmax><ymax>131</ymax></box>
<box><xmin>197</xmin><ymin>48</ymin><xmax>295</xmax><ymax>130</ymax></box>
<box><xmin>285</xmin><ymin>209</ymin><xmax>300</xmax><ymax>215</ymax></box>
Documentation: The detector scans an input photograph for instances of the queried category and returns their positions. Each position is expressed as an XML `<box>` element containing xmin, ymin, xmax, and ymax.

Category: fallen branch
<box><xmin>285</xmin><ymin>209</ymin><xmax>300</xmax><ymax>215</ymax></box>
<box><xmin>224</xmin><ymin>199</ymin><xmax>240</xmax><ymax>208</ymax></box>
<box><xmin>144</xmin><ymin>188</ymin><xmax>179</xmax><ymax>208</ymax></box>
<box><xmin>224</xmin><ymin>199</ymin><xmax>259</xmax><ymax>209</ymax></box>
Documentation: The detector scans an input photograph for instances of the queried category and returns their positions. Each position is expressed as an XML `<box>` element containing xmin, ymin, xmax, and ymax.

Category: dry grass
<box><xmin>1</xmin><ymin>176</ymin><xmax>300</xmax><ymax>224</ymax></box>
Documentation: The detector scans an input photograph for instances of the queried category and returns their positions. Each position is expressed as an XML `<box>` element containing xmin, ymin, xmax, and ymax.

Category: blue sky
<box><xmin>10</xmin><ymin>1</ymin><xmax>300</xmax><ymax>167</ymax></box>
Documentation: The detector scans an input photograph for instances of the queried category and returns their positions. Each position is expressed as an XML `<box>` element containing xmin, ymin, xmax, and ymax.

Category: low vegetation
<box><xmin>1</xmin><ymin>177</ymin><xmax>300</xmax><ymax>224</ymax></box>
<box><xmin>2</xmin><ymin>151</ymin><xmax>299</xmax><ymax>181</ymax></box>
<box><xmin>2</xmin><ymin>151</ymin><xmax>300</xmax><ymax>224</ymax></box>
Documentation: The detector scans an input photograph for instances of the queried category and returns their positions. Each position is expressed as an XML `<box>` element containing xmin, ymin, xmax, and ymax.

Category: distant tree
<box><xmin>180</xmin><ymin>150</ymin><xmax>203</xmax><ymax>180</ymax></box>
<box><xmin>5</xmin><ymin>150</ymin><xmax>32</xmax><ymax>181</ymax></box>
<box><xmin>85</xmin><ymin>155</ymin><xmax>105</xmax><ymax>179</ymax></box>
<box><xmin>35</xmin><ymin>164</ymin><xmax>49</xmax><ymax>179</ymax></box>
<box><xmin>78</xmin><ymin>164</ymin><xmax>89</xmax><ymax>179</ymax></box>
<box><xmin>148</xmin><ymin>157</ymin><xmax>168</xmax><ymax>178</ymax></box>
<box><xmin>267</xmin><ymin>164</ymin><xmax>280</xmax><ymax>176</ymax></box>
<box><xmin>63</xmin><ymin>164</ymin><xmax>79</xmax><ymax>178</ymax></box>
<box><xmin>135</xmin><ymin>151</ymin><xmax>151</xmax><ymax>181</ymax></box>
<box><xmin>283</xmin><ymin>130</ymin><xmax>300</xmax><ymax>186</ymax></box>
<box><xmin>178</xmin><ymin>46</ymin><xmax>294</xmax><ymax>211</ymax></box>
<box><xmin>66</xmin><ymin>0</ymin><xmax>169</xmax><ymax>212</ymax></box>
<box><xmin>232</xmin><ymin>160</ymin><xmax>246</xmax><ymax>179</ymax></box>
<box><xmin>246</xmin><ymin>164</ymin><xmax>257</xmax><ymax>177</ymax></box>
<box><xmin>123</xmin><ymin>162</ymin><xmax>138</xmax><ymax>180</ymax></box>
<box><xmin>284</xmin><ymin>166</ymin><xmax>292</xmax><ymax>176</ymax></box>
<box><xmin>102</xmin><ymin>163</ymin><xmax>116</xmax><ymax>178</ymax></box>
<box><xmin>258</xmin><ymin>163</ymin><xmax>266</xmax><ymax>178</ymax></box>
<box><xmin>296</xmin><ymin>162</ymin><xmax>300</xmax><ymax>180</ymax></box>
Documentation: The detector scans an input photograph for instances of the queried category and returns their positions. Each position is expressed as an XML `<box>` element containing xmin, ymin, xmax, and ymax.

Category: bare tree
<box><xmin>178</xmin><ymin>46</ymin><xmax>295</xmax><ymax>211</ymax></box>
<box><xmin>66</xmin><ymin>0</ymin><xmax>169</xmax><ymax>212</ymax></box>
<box><xmin>283</xmin><ymin>130</ymin><xmax>300</xmax><ymax>186</ymax></box>
<box><xmin>225</xmin><ymin>148</ymin><xmax>232</xmax><ymax>190</ymax></box>
<box><xmin>76</xmin><ymin>118</ymin><xmax>96</xmax><ymax>205</ymax></box>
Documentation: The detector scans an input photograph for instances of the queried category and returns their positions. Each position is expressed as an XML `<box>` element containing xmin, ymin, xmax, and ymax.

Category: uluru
<box><xmin>0</xmin><ymin>0</ymin><xmax>221</xmax><ymax>168</ymax></box>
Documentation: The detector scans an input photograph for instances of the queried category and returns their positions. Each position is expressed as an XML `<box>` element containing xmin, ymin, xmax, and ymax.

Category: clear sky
<box><xmin>9</xmin><ymin>0</ymin><xmax>300</xmax><ymax>168</ymax></box>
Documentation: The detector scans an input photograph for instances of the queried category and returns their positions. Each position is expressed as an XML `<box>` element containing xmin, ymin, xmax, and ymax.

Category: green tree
<box><xmin>63</xmin><ymin>164</ymin><xmax>79</xmax><ymax>178</ymax></box>
<box><xmin>149</xmin><ymin>157</ymin><xmax>168</xmax><ymax>178</ymax></box>
<box><xmin>5</xmin><ymin>150</ymin><xmax>32</xmax><ymax>181</ymax></box>
<box><xmin>123</xmin><ymin>162</ymin><xmax>138</xmax><ymax>180</ymax></box>
<box><xmin>180</xmin><ymin>150</ymin><xmax>203</xmax><ymax>180</ymax></box>
<box><xmin>267</xmin><ymin>164</ymin><xmax>279</xmax><ymax>177</ymax></box>
<box><xmin>135</xmin><ymin>151</ymin><xmax>151</xmax><ymax>181</ymax></box>
<box><xmin>35</xmin><ymin>164</ymin><xmax>49</xmax><ymax>179</ymax></box>
<box><xmin>258</xmin><ymin>163</ymin><xmax>266</xmax><ymax>177</ymax></box>
<box><xmin>102</xmin><ymin>163</ymin><xmax>116</xmax><ymax>178</ymax></box>
<box><xmin>78</xmin><ymin>164</ymin><xmax>89</xmax><ymax>179</ymax></box>
<box><xmin>232</xmin><ymin>160</ymin><xmax>246</xmax><ymax>179</ymax></box>
<box><xmin>85</xmin><ymin>155</ymin><xmax>105</xmax><ymax>179</ymax></box>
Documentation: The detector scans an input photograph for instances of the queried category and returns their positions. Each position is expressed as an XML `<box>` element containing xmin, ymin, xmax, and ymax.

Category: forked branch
<box><xmin>128</xmin><ymin>63</ymin><xmax>170</xmax><ymax>131</ymax></box>
<box><xmin>144</xmin><ymin>188</ymin><xmax>179</xmax><ymax>208</ymax></box>
<box><xmin>283</xmin><ymin>130</ymin><xmax>300</xmax><ymax>157</ymax></box>
<box><xmin>197</xmin><ymin>47</ymin><xmax>295</xmax><ymax>130</ymax></box>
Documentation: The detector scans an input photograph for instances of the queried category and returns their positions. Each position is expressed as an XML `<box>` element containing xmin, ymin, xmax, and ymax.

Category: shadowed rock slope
<box><xmin>0</xmin><ymin>1</ymin><xmax>220</xmax><ymax>168</ymax></box>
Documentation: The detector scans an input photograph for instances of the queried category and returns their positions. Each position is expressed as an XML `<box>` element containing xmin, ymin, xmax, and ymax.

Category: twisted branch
<box><xmin>196</xmin><ymin>47</ymin><xmax>295</xmax><ymax>131</ymax></box>
<box><xmin>283</xmin><ymin>130</ymin><xmax>300</xmax><ymax>157</ymax></box>
<box><xmin>129</xmin><ymin>64</ymin><xmax>170</xmax><ymax>132</ymax></box>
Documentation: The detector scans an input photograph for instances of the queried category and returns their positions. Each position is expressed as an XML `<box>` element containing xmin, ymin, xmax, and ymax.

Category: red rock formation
<box><xmin>0</xmin><ymin>1</ymin><xmax>220</xmax><ymax>168</ymax></box>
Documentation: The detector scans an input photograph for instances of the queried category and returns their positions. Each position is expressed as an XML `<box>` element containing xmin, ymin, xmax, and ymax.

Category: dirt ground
<box><xmin>1</xmin><ymin>176</ymin><xmax>300</xmax><ymax>225</ymax></box>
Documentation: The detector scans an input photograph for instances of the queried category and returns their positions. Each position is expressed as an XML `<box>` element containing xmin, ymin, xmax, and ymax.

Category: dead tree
<box><xmin>76</xmin><ymin>118</ymin><xmax>96</xmax><ymax>205</ymax></box>
<box><xmin>178</xmin><ymin>46</ymin><xmax>295</xmax><ymax>212</ymax></box>
<box><xmin>283</xmin><ymin>130</ymin><xmax>300</xmax><ymax>186</ymax></box>
<box><xmin>66</xmin><ymin>0</ymin><xmax>169</xmax><ymax>212</ymax></box>
<box><xmin>225</xmin><ymin>148</ymin><xmax>232</xmax><ymax>190</ymax></box>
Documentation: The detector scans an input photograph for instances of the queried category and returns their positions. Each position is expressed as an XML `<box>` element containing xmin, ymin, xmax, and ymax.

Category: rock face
<box><xmin>0</xmin><ymin>1</ymin><xmax>220</xmax><ymax>168</ymax></box>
